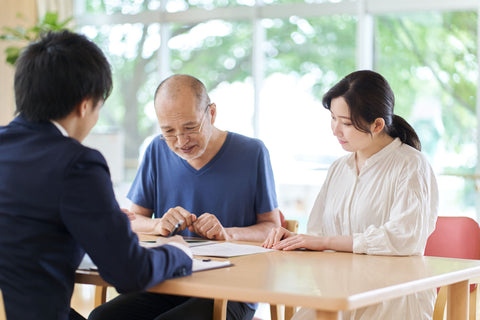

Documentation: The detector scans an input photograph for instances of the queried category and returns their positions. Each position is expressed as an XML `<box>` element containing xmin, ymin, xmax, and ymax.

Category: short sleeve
<box><xmin>255</xmin><ymin>141</ymin><xmax>278</xmax><ymax>214</ymax></box>
<box><xmin>127</xmin><ymin>141</ymin><xmax>157</xmax><ymax>211</ymax></box>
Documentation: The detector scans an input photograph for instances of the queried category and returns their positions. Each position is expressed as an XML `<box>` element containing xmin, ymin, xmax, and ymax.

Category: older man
<box><xmin>89</xmin><ymin>74</ymin><xmax>280</xmax><ymax>320</ymax></box>
<box><xmin>129</xmin><ymin>74</ymin><xmax>280</xmax><ymax>241</ymax></box>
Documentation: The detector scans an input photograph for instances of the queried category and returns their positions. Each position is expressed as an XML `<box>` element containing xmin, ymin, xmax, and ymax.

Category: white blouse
<box><xmin>294</xmin><ymin>138</ymin><xmax>439</xmax><ymax>320</ymax></box>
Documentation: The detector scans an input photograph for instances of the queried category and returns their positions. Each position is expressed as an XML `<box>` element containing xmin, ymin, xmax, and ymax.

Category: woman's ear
<box><xmin>372</xmin><ymin>118</ymin><xmax>385</xmax><ymax>134</ymax></box>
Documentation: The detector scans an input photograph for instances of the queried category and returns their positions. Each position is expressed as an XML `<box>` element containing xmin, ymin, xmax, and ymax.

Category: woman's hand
<box><xmin>270</xmin><ymin>234</ymin><xmax>328</xmax><ymax>251</ymax></box>
<box><xmin>262</xmin><ymin>227</ymin><xmax>293</xmax><ymax>248</ymax></box>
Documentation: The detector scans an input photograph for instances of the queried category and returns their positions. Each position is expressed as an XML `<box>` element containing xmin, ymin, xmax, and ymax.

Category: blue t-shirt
<box><xmin>128</xmin><ymin>131</ymin><xmax>278</xmax><ymax>237</ymax></box>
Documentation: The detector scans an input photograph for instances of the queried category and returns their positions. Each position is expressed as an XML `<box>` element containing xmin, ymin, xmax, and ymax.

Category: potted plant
<box><xmin>0</xmin><ymin>11</ymin><xmax>72</xmax><ymax>66</ymax></box>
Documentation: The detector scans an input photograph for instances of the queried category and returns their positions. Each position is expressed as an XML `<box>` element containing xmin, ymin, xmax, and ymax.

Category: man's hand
<box><xmin>189</xmin><ymin>213</ymin><xmax>230</xmax><ymax>240</ymax></box>
<box><xmin>156</xmin><ymin>206</ymin><xmax>197</xmax><ymax>236</ymax></box>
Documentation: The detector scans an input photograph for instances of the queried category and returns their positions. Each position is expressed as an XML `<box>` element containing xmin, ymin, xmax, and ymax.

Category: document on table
<box><xmin>185</xmin><ymin>239</ymin><xmax>216</xmax><ymax>247</ymax></box>
<box><xmin>139</xmin><ymin>239</ymin><xmax>216</xmax><ymax>248</ymax></box>
<box><xmin>190</xmin><ymin>242</ymin><xmax>274</xmax><ymax>258</ymax></box>
<box><xmin>78</xmin><ymin>254</ymin><xmax>97</xmax><ymax>271</ymax></box>
<box><xmin>78</xmin><ymin>254</ymin><xmax>231</xmax><ymax>272</ymax></box>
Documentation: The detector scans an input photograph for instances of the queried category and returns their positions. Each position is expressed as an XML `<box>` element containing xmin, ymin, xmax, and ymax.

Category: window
<box><xmin>76</xmin><ymin>0</ymin><xmax>480</xmax><ymax>229</ymax></box>
<box><xmin>169</xmin><ymin>20</ymin><xmax>255</xmax><ymax>136</ymax></box>
<box><xmin>375</xmin><ymin>11</ymin><xmax>477</xmax><ymax>218</ymax></box>
<box><xmin>260</xmin><ymin>15</ymin><xmax>355</xmax><ymax>227</ymax></box>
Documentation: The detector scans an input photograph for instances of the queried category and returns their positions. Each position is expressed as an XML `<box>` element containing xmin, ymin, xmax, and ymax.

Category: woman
<box><xmin>263</xmin><ymin>70</ymin><xmax>438</xmax><ymax>319</ymax></box>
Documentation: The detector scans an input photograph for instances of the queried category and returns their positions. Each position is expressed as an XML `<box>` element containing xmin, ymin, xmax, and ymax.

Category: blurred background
<box><xmin>1</xmin><ymin>0</ymin><xmax>479</xmax><ymax>233</ymax></box>
<box><xmin>75</xmin><ymin>0</ymin><xmax>480</xmax><ymax>231</ymax></box>
<box><xmin>2</xmin><ymin>0</ymin><xmax>480</xmax><ymax>317</ymax></box>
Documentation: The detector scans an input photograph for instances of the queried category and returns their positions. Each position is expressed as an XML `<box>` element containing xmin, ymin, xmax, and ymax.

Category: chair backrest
<box><xmin>279</xmin><ymin>210</ymin><xmax>299</xmax><ymax>233</ymax></box>
<box><xmin>425</xmin><ymin>216</ymin><xmax>480</xmax><ymax>319</ymax></box>
<box><xmin>284</xmin><ymin>220</ymin><xmax>299</xmax><ymax>233</ymax></box>
<box><xmin>425</xmin><ymin>216</ymin><xmax>480</xmax><ymax>260</ymax></box>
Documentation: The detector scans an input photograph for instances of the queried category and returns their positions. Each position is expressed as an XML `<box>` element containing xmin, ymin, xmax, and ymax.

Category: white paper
<box><xmin>139</xmin><ymin>241</ymin><xmax>162</xmax><ymax>248</ymax></box>
<box><xmin>190</xmin><ymin>242</ymin><xmax>274</xmax><ymax>257</ymax></box>
<box><xmin>139</xmin><ymin>240</ymin><xmax>216</xmax><ymax>248</ymax></box>
<box><xmin>78</xmin><ymin>254</ymin><xmax>97</xmax><ymax>270</ymax></box>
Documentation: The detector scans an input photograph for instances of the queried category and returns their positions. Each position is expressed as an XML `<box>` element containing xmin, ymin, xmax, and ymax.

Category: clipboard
<box><xmin>192</xmin><ymin>258</ymin><xmax>232</xmax><ymax>272</ymax></box>
<box><xmin>78</xmin><ymin>254</ymin><xmax>232</xmax><ymax>273</ymax></box>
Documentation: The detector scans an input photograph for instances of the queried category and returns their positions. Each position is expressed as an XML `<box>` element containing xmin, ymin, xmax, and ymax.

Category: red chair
<box><xmin>424</xmin><ymin>216</ymin><xmax>480</xmax><ymax>320</ymax></box>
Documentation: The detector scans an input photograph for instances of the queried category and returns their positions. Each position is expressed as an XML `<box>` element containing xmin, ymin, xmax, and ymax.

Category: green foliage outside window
<box><xmin>79</xmin><ymin>0</ymin><xmax>479</xmax><ymax>213</ymax></box>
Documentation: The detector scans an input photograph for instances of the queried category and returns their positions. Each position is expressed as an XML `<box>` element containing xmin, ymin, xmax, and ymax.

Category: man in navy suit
<box><xmin>0</xmin><ymin>30</ymin><xmax>193</xmax><ymax>320</ymax></box>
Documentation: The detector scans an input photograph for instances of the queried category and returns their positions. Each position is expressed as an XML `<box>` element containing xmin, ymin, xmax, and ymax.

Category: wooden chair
<box><xmin>94</xmin><ymin>285</ymin><xmax>108</xmax><ymax>307</ymax></box>
<box><xmin>268</xmin><ymin>211</ymin><xmax>299</xmax><ymax>320</ymax></box>
<box><xmin>0</xmin><ymin>289</ymin><xmax>7</xmax><ymax>320</ymax></box>
<box><xmin>424</xmin><ymin>216</ymin><xmax>480</xmax><ymax>320</ymax></box>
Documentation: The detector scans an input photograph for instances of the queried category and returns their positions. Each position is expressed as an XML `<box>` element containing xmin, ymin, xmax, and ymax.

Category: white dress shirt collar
<box><xmin>50</xmin><ymin>120</ymin><xmax>69</xmax><ymax>137</ymax></box>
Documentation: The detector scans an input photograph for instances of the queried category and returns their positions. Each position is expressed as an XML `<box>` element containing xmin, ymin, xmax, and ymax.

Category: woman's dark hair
<box><xmin>14</xmin><ymin>30</ymin><xmax>113</xmax><ymax>122</ymax></box>
<box><xmin>322</xmin><ymin>70</ymin><xmax>421</xmax><ymax>151</ymax></box>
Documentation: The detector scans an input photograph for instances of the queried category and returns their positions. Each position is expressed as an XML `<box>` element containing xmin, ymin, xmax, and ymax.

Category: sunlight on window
<box><xmin>77</xmin><ymin>1</ymin><xmax>480</xmax><ymax>222</ymax></box>
<box><xmin>376</xmin><ymin>11</ymin><xmax>478</xmax><ymax>218</ymax></box>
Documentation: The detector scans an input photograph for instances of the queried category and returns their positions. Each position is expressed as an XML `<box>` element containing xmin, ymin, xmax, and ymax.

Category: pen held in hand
<box><xmin>168</xmin><ymin>221</ymin><xmax>183</xmax><ymax>237</ymax></box>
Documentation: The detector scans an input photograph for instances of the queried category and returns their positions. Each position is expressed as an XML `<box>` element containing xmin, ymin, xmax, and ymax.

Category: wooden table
<box><xmin>76</xmin><ymin>246</ymin><xmax>480</xmax><ymax>320</ymax></box>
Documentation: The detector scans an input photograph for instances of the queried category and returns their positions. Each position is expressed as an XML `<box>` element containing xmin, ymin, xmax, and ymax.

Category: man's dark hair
<box><xmin>14</xmin><ymin>29</ymin><xmax>113</xmax><ymax>122</ymax></box>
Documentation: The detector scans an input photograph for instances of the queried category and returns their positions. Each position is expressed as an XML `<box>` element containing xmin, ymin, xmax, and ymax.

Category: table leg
<box><xmin>270</xmin><ymin>304</ymin><xmax>281</xmax><ymax>320</ymax></box>
<box><xmin>213</xmin><ymin>298</ymin><xmax>227</xmax><ymax>320</ymax></box>
<box><xmin>447</xmin><ymin>280</ymin><xmax>469</xmax><ymax>320</ymax></box>
<box><xmin>315</xmin><ymin>310</ymin><xmax>341</xmax><ymax>320</ymax></box>
<box><xmin>469</xmin><ymin>286</ymin><xmax>477</xmax><ymax>320</ymax></box>
<box><xmin>94</xmin><ymin>286</ymin><xmax>107</xmax><ymax>307</ymax></box>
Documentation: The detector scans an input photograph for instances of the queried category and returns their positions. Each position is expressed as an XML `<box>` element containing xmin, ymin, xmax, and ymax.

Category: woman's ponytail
<box><xmin>388</xmin><ymin>115</ymin><xmax>421</xmax><ymax>151</ymax></box>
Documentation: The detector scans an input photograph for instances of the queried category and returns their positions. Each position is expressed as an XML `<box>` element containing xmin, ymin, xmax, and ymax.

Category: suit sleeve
<box><xmin>59</xmin><ymin>148</ymin><xmax>192</xmax><ymax>293</ymax></box>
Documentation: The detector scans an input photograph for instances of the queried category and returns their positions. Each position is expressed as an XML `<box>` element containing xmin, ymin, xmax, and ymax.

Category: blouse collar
<box><xmin>346</xmin><ymin>138</ymin><xmax>402</xmax><ymax>172</ymax></box>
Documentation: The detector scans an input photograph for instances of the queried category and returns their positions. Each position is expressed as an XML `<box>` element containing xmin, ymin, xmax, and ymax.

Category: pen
<box><xmin>168</xmin><ymin>221</ymin><xmax>183</xmax><ymax>237</ymax></box>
